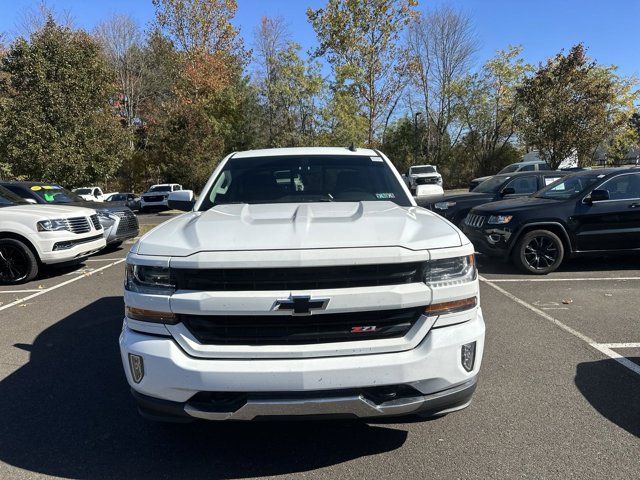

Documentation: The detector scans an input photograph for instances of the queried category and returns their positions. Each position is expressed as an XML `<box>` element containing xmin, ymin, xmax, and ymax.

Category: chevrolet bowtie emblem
<box><xmin>274</xmin><ymin>295</ymin><xmax>330</xmax><ymax>315</ymax></box>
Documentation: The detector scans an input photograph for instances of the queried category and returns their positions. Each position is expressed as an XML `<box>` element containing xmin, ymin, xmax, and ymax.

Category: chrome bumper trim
<box><xmin>183</xmin><ymin>377</ymin><xmax>477</xmax><ymax>421</ymax></box>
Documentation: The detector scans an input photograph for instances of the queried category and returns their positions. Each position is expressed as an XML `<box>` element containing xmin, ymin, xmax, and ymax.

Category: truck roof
<box><xmin>232</xmin><ymin>147</ymin><xmax>379</xmax><ymax>159</ymax></box>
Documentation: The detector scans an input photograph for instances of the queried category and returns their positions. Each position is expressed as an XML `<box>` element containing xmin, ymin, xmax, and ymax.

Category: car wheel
<box><xmin>0</xmin><ymin>238</ymin><xmax>39</xmax><ymax>285</ymax></box>
<box><xmin>513</xmin><ymin>229</ymin><xmax>564</xmax><ymax>275</ymax></box>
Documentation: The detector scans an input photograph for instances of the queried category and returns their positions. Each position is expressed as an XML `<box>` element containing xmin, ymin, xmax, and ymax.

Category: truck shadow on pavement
<box><xmin>574</xmin><ymin>358</ymin><xmax>640</xmax><ymax>438</ymax></box>
<box><xmin>0</xmin><ymin>297</ymin><xmax>407</xmax><ymax>479</ymax></box>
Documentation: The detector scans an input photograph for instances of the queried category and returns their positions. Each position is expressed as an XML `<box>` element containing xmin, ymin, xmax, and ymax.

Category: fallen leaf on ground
<box><xmin>562</xmin><ymin>298</ymin><xmax>573</xmax><ymax>304</ymax></box>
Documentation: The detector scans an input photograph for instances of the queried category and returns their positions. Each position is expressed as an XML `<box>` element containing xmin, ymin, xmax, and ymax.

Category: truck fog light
<box><xmin>461</xmin><ymin>342</ymin><xmax>476</xmax><ymax>372</ymax></box>
<box><xmin>128</xmin><ymin>354</ymin><xmax>144</xmax><ymax>383</ymax></box>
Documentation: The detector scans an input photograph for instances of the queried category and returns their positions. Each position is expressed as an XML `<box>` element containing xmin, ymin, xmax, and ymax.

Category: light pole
<box><xmin>414</xmin><ymin>111</ymin><xmax>422</xmax><ymax>163</ymax></box>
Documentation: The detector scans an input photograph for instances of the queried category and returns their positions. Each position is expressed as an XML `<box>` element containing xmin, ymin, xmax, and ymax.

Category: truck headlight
<box><xmin>125</xmin><ymin>263</ymin><xmax>175</xmax><ymax>295</ymax></box>
<box><xmin>434</xmin><ymin>201</ymin><xmax>456</xmax><ymax>210</ymax></box>
<box><xmin>487</xmin><ymin>215</ymin><xmax>513</xmax><ymax>225</ymax></box>
<box><xmin>37</xmin><ymin>219</ymin><xmax>68</xmax><ymax>231</ymax></box>
<box><xmin>424</xmin><ymin>255</ymin><xmax>476</xmax><ymax>287</ymax></box>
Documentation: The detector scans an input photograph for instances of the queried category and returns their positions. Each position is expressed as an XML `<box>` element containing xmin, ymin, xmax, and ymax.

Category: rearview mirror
<box><xmin>168</xmin><ymin>190</ymin><xmax>195</xmax><ymax>211</ymax></box>
<box><xmin>500</xmin><ymin>187</ymin><xmax>516</xmax><ymax>196</ymax></box>
<box><xmin>585</xmin><ymin>189</ymin><xmax>609</xmax><ymax>203</ymax></box>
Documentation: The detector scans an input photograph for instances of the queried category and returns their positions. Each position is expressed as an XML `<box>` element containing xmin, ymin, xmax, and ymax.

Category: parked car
<box><xmin>463</xmin><ymin>167</ymin><xmax>640</xmax><ymax>274</ymax></box>
<box><xmin>72</xmin><ymin>186</ymin><xmax>105</xmax><ymax>202</ymax></box>
<box><xmin>0</xmin><ymin>185</ymin><xmax>106</xmax><ymax>284</ymax></box>
<box><xmin>140</xmin><ymin>183</ymin><xmax>182</xmax><ymax>211</ymax></box>
<box><xmin>1</xmin><ymin>182</ymin><xmax>139</xmax><ymax>248</ymax></box>
<box><xmin>419</xmin><ymin>171</ymin><xmax>566</xmax><ymax>227</ymax></box>
<box><xmin>120</xmin><ymin>147</ymin><xmax>485</xmax><ymax>422</ymax></box>
<box><xmin>105</xmin><ymin>192</ymin><xmax>142</xmax><ymax>212</ymax></box>
<box><xmin>469</xmin><ymin>160</ymin><xmax>551</xmax><ymax>191</ymax></box>
<box><xmin>407</xmin><ymin>164</ymin><xmax>444</xmax><ymax>197</ymax></box>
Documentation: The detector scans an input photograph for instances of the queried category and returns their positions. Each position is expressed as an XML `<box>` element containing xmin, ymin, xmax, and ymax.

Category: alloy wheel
<box><xmin>0</xmin><ymin>244</ymin><xmax>30</xmax><ymax>283</ymax></box>
<box><xmin>523</xmin><ymin>236</ymin><xmax>558</xmax><ymax>271</ymax></box>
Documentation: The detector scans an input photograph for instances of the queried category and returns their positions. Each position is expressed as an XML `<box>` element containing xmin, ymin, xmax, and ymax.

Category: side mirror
<box><xmin>585</xmin><ymin>189</ymin><xmax>609</xmax><ymax>204</ymax></box>
<box><xmin>168</xmin><ymin>190</ymin><xmax>195</xmax><ymax>211</ymax></box>
<box><xmin>500</xmin><ymin>187</ymin><xmax>516</xmax><ymax>196</ymax></box>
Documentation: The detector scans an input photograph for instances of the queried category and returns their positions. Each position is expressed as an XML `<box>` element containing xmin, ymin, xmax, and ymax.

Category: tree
<box><xmin>457</xmin><ymin>46</ymin><xmax>530</xmax><ymax>176</ymax></box>
<box><xmin>147</xmin><ymin>0</ymin><xmax>256</xmax><ymax>189</ymax></box>
<box><xmin>406</xmin><ymin>6</ymin><xmax>477</xmax><ymax>164</ymax></box>
<box><xmin>94</xmin><ymin>15</ymin><xmax>147</xmax><ymax>137</ymax></box>
<box><xmin>308</xmin><ymin>0</ymin><xmax>417</xmax><ymax>146</ymax></box>
<box><xmin>0</xmin><ymin>19</ymin><xmax>129</xmax><ymax>186</ymax></box>
<box><xmin>153</xmin><ymin>0</ymin><xmax>245</xmax><ymax>98</ymax></box>
<box><xmin>253</xmin><ymin>16</ymin><xmax>323</xmax><ymax>147</ymax></box>
<box><xmin>516</xmin><ymin>44</ymin><xmax>621</xmax><ymax>168</ymax></box>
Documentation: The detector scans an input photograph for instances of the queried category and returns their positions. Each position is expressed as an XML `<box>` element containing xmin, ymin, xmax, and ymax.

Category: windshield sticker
<box><xmin>43</xmin><ymin>192</ymin><xmax>56</xmax><ymax>202</ymax></box>
<box><xmin>31</xmin><ymin>186</ymin><xmax>42</xmax><ymax>191</ymax></box>
<box><xmin>376</xmin><ymin>192</ymin><xmax>396</xmax><ymax>199</ymax></box>
<box><xmin>370</xmin><ymin>156</ymin><xmax>383</xmax><ymax>162</ymax></box>
<box><xmin>42</xmin><ymin>185</ymin><xmax>54</xmax><ymax>190</ymax></box>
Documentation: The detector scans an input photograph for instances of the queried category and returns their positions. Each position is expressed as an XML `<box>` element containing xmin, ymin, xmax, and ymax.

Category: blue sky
<box><xmin>1</xmin><ymin>0</ymin><xmax>638</xmax><ymax>77</ymax></box>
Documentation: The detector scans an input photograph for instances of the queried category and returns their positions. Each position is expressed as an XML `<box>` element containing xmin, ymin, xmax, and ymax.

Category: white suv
<box><xmin>120</xmin><ymin>147</ymin><xmax>485</xmax><ymax>422</ymax></box>
<box><xmin>140</xmin><ymin>184</ymin><xmax>182</xmax><ymax>211</ymax></box>
<box><xmin>0</xmin><ymin>186</ymin><xmax>106</xmax><ymax>284</ymax></box>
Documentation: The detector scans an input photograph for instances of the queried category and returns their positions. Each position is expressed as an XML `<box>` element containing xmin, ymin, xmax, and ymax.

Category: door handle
<box><xmin>630</xmin><ymin>203</ymin><xmax>640</xmax><ymax>208</ymax></box>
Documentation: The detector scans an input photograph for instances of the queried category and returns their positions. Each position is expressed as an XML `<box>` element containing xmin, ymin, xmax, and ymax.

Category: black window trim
<box><xmin>582</xmin><ymin>172</ymin><xmax>640</xmax><ymax>204</ymax></box>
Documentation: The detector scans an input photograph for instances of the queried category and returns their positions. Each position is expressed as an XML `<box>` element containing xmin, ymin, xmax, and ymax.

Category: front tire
<box><xmin>513</xmin><ymin>229</ymin><xmax>564</xmax><ymax>274</ymax></box>
<box><xmin>0</xmin><ymin>238</ymin><xmax>39</xmax><ymax>284</ymax></box>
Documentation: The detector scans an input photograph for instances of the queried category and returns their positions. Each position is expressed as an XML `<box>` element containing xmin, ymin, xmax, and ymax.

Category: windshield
<box><xmin>497</xmin><ymin>164</ymin><xmax>520</xmax><ymax>174</ymax></box>
<box><xmin>473</xmin><ymin>176</ymin><xmax>511</xmax><ymax>193</ymax></box>
<box><xmin>74</xmin><ymin>188</ymin><xmax>92</xmax><ymax>195</ymax></box>
<box><xmin>199</xmin><ymin>155</ymin><xmax>412</xmax><ymax>210</ymax></box>
<box><xmin>0</xmin><ymin>186</ymin><xmax>28</xmax><ymax>207</ymax></box>
<box><xmin>410</xmin><ymin>166</ymin><xmax>436</xmax><ymax>174</ymax></box>
<box><xmin>534</xmin><ymin>173</ymin><xmax>603</xmax><ymax>200</ymax></box>
<box><xmin>149</xmin><ymin>185</ymin><xmax>172</xmax><ymax>192</ymax></box>
<box><xmin>31</xmin><ymin>185</ymin><xmax>83</xmax><ymax>203</ymax></box>
<box><xmin>107</xmin><ymin>194</ymin><xmax>127</xmax><ymax>201</ymax></box>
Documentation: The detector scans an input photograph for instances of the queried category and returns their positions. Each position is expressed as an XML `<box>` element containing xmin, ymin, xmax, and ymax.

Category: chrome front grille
<box><xmin>465</xmin><ymin>213</ymin><xmax>486</xmax><ymax>228</ymax></box>
<box><xmin>89</xmin><ymin>214</ymin><xmax>102</xmax><ymax>230</ymax></box>
<box><xmin>65</xmin><ymin>216</ymin><xmax>91</xmax><ymax>234</ymax></box>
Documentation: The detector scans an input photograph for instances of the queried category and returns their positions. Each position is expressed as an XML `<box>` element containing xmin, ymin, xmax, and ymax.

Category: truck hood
<box><xmin>1</xmin><ymin>204</ymin><xmax>97</xmax><ymax>220</ymax></box>
<box><xmin>136</xmin><ymin>201</ymin><xmax>464</xmax><ymax>256</ymax></box>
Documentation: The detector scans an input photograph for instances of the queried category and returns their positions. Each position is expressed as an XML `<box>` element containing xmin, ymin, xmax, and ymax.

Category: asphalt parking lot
<box><xmin>0</xmin><ymin>216</ymin><xmax>638</xmax><ymax>479</ymax></box>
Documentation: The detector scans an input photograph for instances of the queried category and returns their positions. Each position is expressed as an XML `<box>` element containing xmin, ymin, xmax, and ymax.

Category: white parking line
<box><xmin>86</xmin><ymin>257</ymin><xmax>127</xmax><ymax>262</ymax></box>
<box><xmin>479</xmin><ymin>275</ymin><xmax>640</xmax><ymax>377</ymax></box>
<box><xmin>0</xmin><ymin>289</ymin><xmax>42</xmax><ymax>294</ymax></box>
<box><xmin>483</xmin><ymin>276</ymin><xmax>640</xmax><ymax>283</ymax></box>
<box><xmin>596</xmin><ymin>343</ymin><xmax>640</xmax><ymax>349</ymax></box>
<box><xmin>0</xmin><ymin>259</ymin><xmax>125</xmax><ymax>313</ymax></box>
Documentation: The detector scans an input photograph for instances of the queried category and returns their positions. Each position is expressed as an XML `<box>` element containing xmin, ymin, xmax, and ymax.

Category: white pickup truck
<box><xmin>407</xmin><ymin>165</ymin><xmax>444</xmax><ymax>197</ymax></box>
<box><xmin>120</xmin><ymin>147</ymin><xmax>485</xmax><ymax>422</ymax></box>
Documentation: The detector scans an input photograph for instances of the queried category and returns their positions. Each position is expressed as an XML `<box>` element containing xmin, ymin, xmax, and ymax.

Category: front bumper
<box><xmin>140</xmin><ymin>198</ymin><xmax>168</xmax><ymax>208</ymax></box>
<box><xmin>132</xmin><ymin>376</ymin><xmax>478</xmax><ymax>422</ymax></box>
<box><xmin>38</xmin><ymin>235</ymin><xmax>106</xmax><ymax>264</ymax></box>
<box><xmin>463</xmin><ymin>226</ymin><xmax>511</xmax><ymax>258</ymax></box>
<box><xmin>119</xmin><ymin>308</ymin><xmax>485</xmax><ymax>420</ymax></box>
